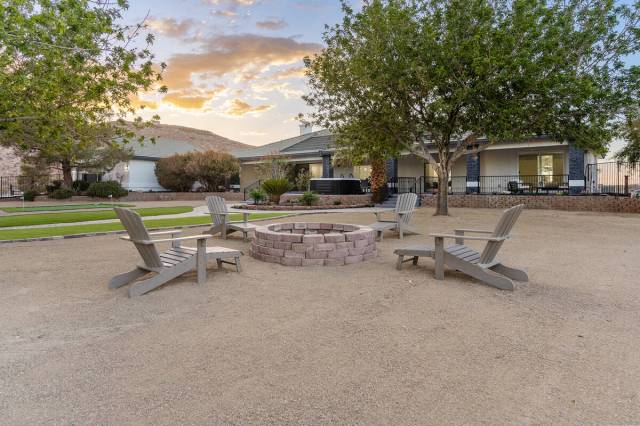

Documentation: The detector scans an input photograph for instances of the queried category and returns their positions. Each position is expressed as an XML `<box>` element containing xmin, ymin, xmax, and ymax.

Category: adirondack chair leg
<box><xmin>197</xmin><ymin>239</ymin><xmax>207</xmax><ymax>284</ymax></box>
<box><xmin>243</xmin><ymin>231</ymin><xmax>248</xmax><ymax>242</ymax></box>
<box><xmin>490</xmin><ymin>263</ymin><xmax>529</xmax><ymax>282</ymax></box>
<box><xmin>128</xmin><ymin>272</ymin><xmax>175</xmax><ymax>297</ymax></box>
<box><xmin>443</xmin><ymin>253</ymin><xmax>514</xmax><ymax>291</ymax></box>
<box><xmin>412</xmin><ymin>256</ymin><xmax>419</xmax><ymax>265</ymax></box>
<box><xmin>235</xmin><ymin>256</ymin><xmax>241</xmax><ymax>272</ymax></box>
<box><xmin>216</xmin><ymin>258</ymin><xmax>223</xmax><ymax>268</ymax></box>
<box><xmin>377</xmin><ymin>230</ymin><xmax>384</xmax><ymax>241</ymax></box>
<box><xmin>398</xmin><ymin>223</ymin><xmax>404</xmax><ymax>239</ymax></box>
<box><xmin>396</xmin><ymin>255</ymin><xmax>404</xmax><ymax>270</ymax></box>
<box><xmin>208</xmin><ymin>224</ymin><xmax>223</xmax><ymax>237</ymax></box>
<box><xmin>108</xmin><ymin>268</ymin><xmax>147</xmax><ymax>289</ymax></box>
<box><xmin>434</xmin><ymin>237</ymin><xmax>445</xmax><ymax>280</ymax></box>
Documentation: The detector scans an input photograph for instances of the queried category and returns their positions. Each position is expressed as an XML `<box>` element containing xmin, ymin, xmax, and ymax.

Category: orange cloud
<box><xmin>129</xmin><ymin>94</ymin><xmax>158</xmax><ymax>110</ymax></box>
<box><xmin>270</xmin><ymin>66</ymin><xmax>306</xmax><ymax>79</ymax></box>
<box><xmin>162</xmin><ymin>86</ymin><xmax>226</xmax><ymax>109</ymax></box>
<box><xmin>148</xmin><ymin>17</ymin><xmax>196</xmax><ymax>38</ymax></box>
<box><xmin>224</xmin><ymin>99</ymin><xmax>273</xmax><ymax>116</ymax></box>
<box><xmin>256</xmin><ymin>19</ymin><xmax>287</xmax><ymax>30</ymax></box>
<box><xmin>162</xmin><ymin>34</ymin><xmax>322</xmax><ymax>90</ymax></box>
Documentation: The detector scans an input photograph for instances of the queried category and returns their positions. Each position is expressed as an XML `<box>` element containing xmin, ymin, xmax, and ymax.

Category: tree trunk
<box><xmin>61</xmin><ymin>161</ymin><xmax>73</xmax><ymax>187</ymax></box>
<box><xmin>370</xmin><ymin>157</ymin><xmax>387</xmax><ymax>203</ymax></box>
<box><xmin>436</xmin><ymin>168</ymin><xmax>449</xmax><ymax>216</ymax></box>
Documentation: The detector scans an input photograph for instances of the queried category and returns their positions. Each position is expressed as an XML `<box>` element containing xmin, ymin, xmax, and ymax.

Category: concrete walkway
<box><xmin>1</xmin><ymin>203</ymin><xmax>392</xmax><ymax>231</ymax></box>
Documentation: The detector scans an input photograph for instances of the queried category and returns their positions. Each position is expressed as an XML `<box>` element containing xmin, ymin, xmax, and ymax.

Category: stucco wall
<box><xmin>0</xmin><ymin>147</ymin><xmax>22</xmax><ymax>177</ymax></box>
<box><xmin>240</xmin><ymin>163</ymin><xmax>261</xmax><ymax>190</ymax></box>
<box><xmin>398</xmin><ymin>154</ymin><xmax>425</xmax><ymax>178</ymax></box>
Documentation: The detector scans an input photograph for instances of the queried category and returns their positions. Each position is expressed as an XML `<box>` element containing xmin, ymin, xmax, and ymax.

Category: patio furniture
<box><xmin>369</xmin><ymin>192</ymin><xmax>420</xmax><ymax>241</ymax></box>
<box><xmin>206</xmin><ymin>195</ymin><xmax>257</xmax><ymax>242</ymax></box>
<box><xmin>393</xmin><ymin>204</ymin><xmax>527</xmax><ymax>290</ymax></box>
<box><xmin>110</xmin><ymin>208</ymin><xmax>243</xmax><ymax>297</ymax></box>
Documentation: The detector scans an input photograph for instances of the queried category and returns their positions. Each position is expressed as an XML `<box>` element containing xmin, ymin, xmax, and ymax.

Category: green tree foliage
<box><xmin>0</xmin><ymin>0</ymin><xmax>166</xmax><ymax>186</ymax></box>
<box><xmin>305</xmin><ymin>0</ymin><xmax>640</xmax><ymax>214</ymax></box>
<box><xmin>154</xmin><ymin>153</ymin><xmax>196</xmax><ymax>192</ymax></box>
<box><xmin>185</xmin><ymin>151</ymin><xmax>240</xmax><ymax>192</ymax></box>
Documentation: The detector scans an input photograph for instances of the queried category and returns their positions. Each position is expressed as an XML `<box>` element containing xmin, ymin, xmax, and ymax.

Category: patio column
<box><xmin>321</xmin><ymin>152</ymin><xmax>333</xmax><ymax>178</ymax></box>
<box><xmin>466</xmin><ymin>153</ymin><xmax>480</xmax><ymax>194</ymax></box>
<box><xmin>569</xmin><ymin>145</ymin><xmax>585</xmax><ymax>195</ymax></box>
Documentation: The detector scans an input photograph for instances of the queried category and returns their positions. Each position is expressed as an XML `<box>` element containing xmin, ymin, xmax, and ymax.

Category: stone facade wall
<box><xmin>279</xmin><ymin>193</ymin><xmax>372</xmax><ymax>206</ymax></box>
<box><xmin>0</xmin><ymin>147</ymin><xmax>22</xmax><ymax>177</ymax></box>
<box><xmin>120</xmin><ymin>191</ymin><xmax>244</xmax><ymax>202</ymax></box>
<box><xmin>421</xmin><ymin>194</ymin><xmax>640</xmax><ymax>213</ymax></box>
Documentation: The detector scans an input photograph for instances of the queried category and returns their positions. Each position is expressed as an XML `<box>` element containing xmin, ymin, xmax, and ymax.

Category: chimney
<box><xmin>299</xmin><ymin>122</ymin><xmax>313</xmax><ymax>135</ymax></box>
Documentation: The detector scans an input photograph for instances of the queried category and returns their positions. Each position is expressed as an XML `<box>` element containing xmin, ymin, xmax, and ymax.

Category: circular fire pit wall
<box><xmin>251</xmin><ymin>223</ymin><xmax>377</xmax><ymax>266</ymax></box>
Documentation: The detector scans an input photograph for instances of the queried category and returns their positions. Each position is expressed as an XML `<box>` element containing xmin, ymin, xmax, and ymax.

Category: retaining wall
<box><xmin>420</xmin><ymin>194</ymin><xmax>640</xmax><ymax>213</ymax></box>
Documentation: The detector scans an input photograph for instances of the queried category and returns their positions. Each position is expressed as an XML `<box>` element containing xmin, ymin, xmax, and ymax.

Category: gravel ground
<box><xmin>0</xmin><ymin>207</ymin><xmax>639</xmax><ymax>425</ymax></box>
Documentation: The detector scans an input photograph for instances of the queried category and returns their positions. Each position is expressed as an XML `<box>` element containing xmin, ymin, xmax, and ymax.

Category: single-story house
<box><xmin>102</xmin><ymin>139</ymin><xmax>207</xmax><ymax>191</ymax></box>
<box><xmin>233</xmin><ymin>124</ymin><xmax>599</xmax><ymax>195</ymax></box>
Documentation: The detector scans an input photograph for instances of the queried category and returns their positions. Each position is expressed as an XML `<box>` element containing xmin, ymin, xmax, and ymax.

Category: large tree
<box><xmin>0</xmin><ymin>0</ymin><xmax>166</xmax><ymax>186</ymax></box>
<box><xmin>305</xmin><ymin>0</ymin><xmax>640</xmax><ymax>215</ymax></box>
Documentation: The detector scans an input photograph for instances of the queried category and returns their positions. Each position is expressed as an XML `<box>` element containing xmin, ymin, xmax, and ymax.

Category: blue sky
<box><xmin>126</xmin><ymin>0</ymin><xmax>353</xmax><ymax>146</ymax></box>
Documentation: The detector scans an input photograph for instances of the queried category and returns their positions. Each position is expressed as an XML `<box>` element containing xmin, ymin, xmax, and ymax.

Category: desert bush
<box><xmin>46</xmin><ymin>179</ymin><xmax>63</xmax><ymax>193</ymax></box>
<box><xmin>295</xmin><ymin>169</ymin><xmax>310</xmax><ymax>191</ymax></box>
<box><xmin>49</xmin><ymin>187</ymin><xmax>74</xmax><ymax>199</ymax></box>
<box><xmin>22</xmin><ymin>190</ymin><xmax>38</xmax><ymax>201</ymax></box>
<box><xmin>186</xmin><ymin>151</ymin><xmax>239</xmax><ymax>192</ymax></box>
<box><xmin>333</xmin><ymin>199</ymin><xmax>342</xmax><ymax>205</ymax></box>
<box><xmin>261</xmin><ymin>178</ymin><xmax>292</xmax><ymax>204</ymax></box>
<box><xmin>300</xmin><ymin>191</ymin><xmax>319</xmax><ymax>206</ymax></box>
<box><xmin>249</xmin><ymin>188</ymin><xmax>267</xmax><ymax>204</ymax></box>
<box><xmin>155</xmin><ymin>153</ymin><xmax>196</xmax><ymax>192</ymax></box>
<box><xmin>72</xmin><ymin>180</ymin><xmax>91</xmax><ymax>193</ymax></box>
<box><xmin>87</xmin><ymin>181</ymin><xmax>128</xmax><ymax>198</ymax></box>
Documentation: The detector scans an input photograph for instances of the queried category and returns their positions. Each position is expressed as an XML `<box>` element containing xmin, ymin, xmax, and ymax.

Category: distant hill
<box><xmin>131</xmin><ymin>123</ymin><xmax>251</xmax><ymax>153</ymax></box>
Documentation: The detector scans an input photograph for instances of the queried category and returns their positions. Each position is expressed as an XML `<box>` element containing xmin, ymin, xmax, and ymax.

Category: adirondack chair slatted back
<box><xmin>206</xmin><ymin>196</ymin><xmax>228</xmax><ymax>227</ymax></box>
<box><xmin>395</xmin><ymin>193</ymin><xmax>418</xmax><ymax>225</ymax></box>
<box><xmin>478</xmin><ymin>204</ymin><xmax>524</xmax><ymax>265</ymax></box>
<box><xmin>114</xmin><ymin>208</ymin><xmax>163</xmax><ymax>269</ymax></box>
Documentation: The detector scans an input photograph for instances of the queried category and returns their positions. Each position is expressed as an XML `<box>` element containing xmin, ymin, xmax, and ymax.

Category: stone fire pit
<box><xmin>251</xmin><ymin>222</ymin><xmax>377</xmax><ymax>266</ymax></box>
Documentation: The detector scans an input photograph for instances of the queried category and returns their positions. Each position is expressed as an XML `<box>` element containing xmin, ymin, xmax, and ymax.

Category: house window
<box><xmin>519</xmin><ymin>153</ymin><xmax>565</xmax><ymax>186</ymax></box>
<box><xmin>519</xmin><ymin>154</ymin><xmax>564</xmax><ymax>176</ymax></box>
<box><xmin>309</xmin><ymin>163</ymin><xmax>323</xmax><ymax>178</ymax></box>
<box><xmin>352</xmin><ymin>165</ymin><xmax>372</xmax><ymax>180</ymax></box>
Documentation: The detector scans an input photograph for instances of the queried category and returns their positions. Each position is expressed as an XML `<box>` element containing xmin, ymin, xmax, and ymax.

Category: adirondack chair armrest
<box><xmin>148</xmin><ymin>229</ymin><xmax>182</xmax><ymax>236</ymax></box>
<box><xmin>397</xmin><ymin>210</ymin><xmax>412</xmax><ymax>216</ymax></box>
<box><xmin>430</xmin><ymin>233</ymin><xmax>508</xmax><ymax>242</ymax></box>
<box><xmin>454</xmin><ymin>228</ymin><xmax>493</xmax><ymax>234</ymax></box>
<box><xmin>120</xmin><ymin>234</ymin><xmax>212</xmax><ymax>245</ymax></box>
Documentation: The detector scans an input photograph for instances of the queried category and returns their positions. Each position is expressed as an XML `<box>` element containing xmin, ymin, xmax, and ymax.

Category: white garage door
<box><xmin>127</xmin><ymin>160</ymin><xmax>165</xmax><ymax>191</ymax></box>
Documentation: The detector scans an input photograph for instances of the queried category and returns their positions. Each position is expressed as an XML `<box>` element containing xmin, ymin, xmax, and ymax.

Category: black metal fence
<box><xmin>585</xmin><ymin>162</ymin><xmax>640</xmax><ymax>195</ymax></box>
<box><xmin>0</xmin><ymin>175</ymin><xmax>62</xmax><ymax>199</ymax></box>
<box><xmin>478</xmin><ymin>174</ymin><xmax>569</xmax><ymax>194</ymax></box>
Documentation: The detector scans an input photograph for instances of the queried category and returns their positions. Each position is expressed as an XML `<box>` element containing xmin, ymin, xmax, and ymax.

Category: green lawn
<box><xmin>0</xmin><ymin>206</ymin><xmax>194</xmax><ymax>228</ymax></box>
<box><xmin>0</xmin><ymin>213</ymin><xmax>285</xmax><ymax>240</ymax></box>
<box><xmin>0</xmin><ymin>203</ymin><xmax>134</xmax><ymax>213</ymax></box>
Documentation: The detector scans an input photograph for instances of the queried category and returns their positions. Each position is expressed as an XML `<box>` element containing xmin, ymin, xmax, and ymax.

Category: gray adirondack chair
<box><xmin>394</xmin><ymin>204</ymin><xmax>527</xmax><ymax>290</ymax></box>
<box><xmin>369</xmin><ymin>192</ymin><xmax>420</xmax><ymax>240</ymax></box>
<box><xmin>109</xmin><ymin>208</ymin><xmax>243</xmax><ymax>297</ymax></box>
<box><xmin>206</xmin><ymin>195</ymin><xmax>257</xmax><ymax>242</ymax></box>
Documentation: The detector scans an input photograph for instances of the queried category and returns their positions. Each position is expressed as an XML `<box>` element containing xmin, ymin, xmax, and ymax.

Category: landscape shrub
<box><xmin>186</xmin><ymin>151</ymin><xmax>239</xmax><ymax>192</ymax></box>
<box><xmin>154</xmin><ymin>153</ymin><xmax>196</xmax><ymax>192</ymax></box>
<box><xmin>72</xmin><ymin>180</ymin><xmax>91</xmax><ymax>193</ymax></box>
<box><xmin>46</xmin><ymin>179</ymin><xmax>63</xmax><ymax>193</ymax></box>
<box><xmin>295</xmin><ymin>169</ymin><xmax>310</xmax><ymax>191</ymax></box>
<box><xmin>300</xmin><ymin>191</ymin><xmax>319</xmax><ymax>206</ymax></box>
<box><xmin>22</xmin><ymin>190</ymin><xmax>38</xmax><ymax>201</ymax></box>
<box><xmin>333</xmin><ymin>199</ymin><xmax>342</xmax><ymax>205</ymax></box>
<box><xmin>261</xmin><ymin>178</ymin><xmax>292</xmax><ymax>204</ymax></box>
<box><xmin>87</xmin><ymin>181</ymin><xmax>128</xmax><ymax>198</ymax></box>
<box><xmin>49</xmin><ymin>187</ymin><xmax>74</xmax><ymax>199</ymax></box>
<box><xmin>249</xmin><ymin>188</ymin><xmax>267</xmax><ymax>204</ymax></box>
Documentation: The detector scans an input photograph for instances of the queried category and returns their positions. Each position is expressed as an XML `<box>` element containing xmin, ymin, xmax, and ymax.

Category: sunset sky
<box><xmin>127</xmin><ymin>0</ymin><xmax>355</xmax><ymax>146</ymax></box>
